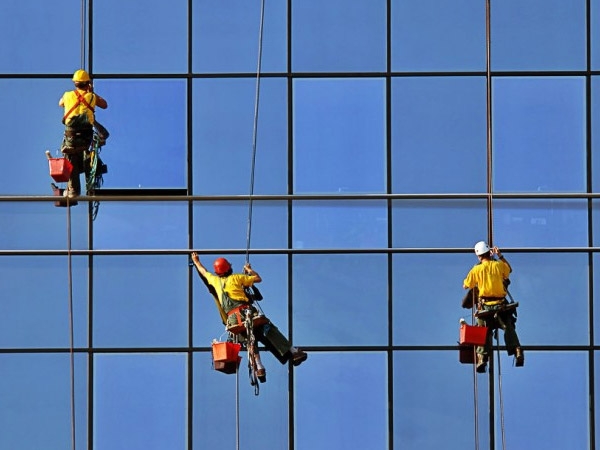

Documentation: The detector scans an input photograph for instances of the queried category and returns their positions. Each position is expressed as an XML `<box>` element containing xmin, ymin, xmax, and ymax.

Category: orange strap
<box><xmin>63</xmin><ymin>90</ymin><xmax>95</xmax><ymax>122</ymax></box>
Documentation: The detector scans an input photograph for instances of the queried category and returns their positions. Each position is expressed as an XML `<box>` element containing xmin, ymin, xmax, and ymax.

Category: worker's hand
<box><xmin>191</xmin><ymin>252</ymin><xmax>199</xmax><ymax>263</ymax></box>
<box><xmin>243</xmin><ymin>263</ymin><xmax>253</xmax><ymax>274</ymax></box>
<box><xmin>492</xmin><ymin>246</ymin><xmax>504</xmax><ymax>259</ymax></box>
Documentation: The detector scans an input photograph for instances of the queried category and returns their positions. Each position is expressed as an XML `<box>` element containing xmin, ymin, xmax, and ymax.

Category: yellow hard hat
<box><xmin>72</xmin><ymin>69</ymin><xmax>90</xmax><ymax>82</ymax></box>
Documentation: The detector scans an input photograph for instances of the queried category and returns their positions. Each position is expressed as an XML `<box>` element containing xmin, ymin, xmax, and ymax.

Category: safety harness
<box><xmin>62</xmin><ymin>89</ymin><xmax>95</xmax><ymax>124</ymax></box>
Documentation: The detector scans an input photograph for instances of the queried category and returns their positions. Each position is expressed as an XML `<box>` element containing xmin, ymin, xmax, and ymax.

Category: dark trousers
<box><xmin>476</xmin><ymin>303</ymin><xmax>521</xmax><ymax>357</ymax></box>
<box><xmin>256</xmin><ymin>323</ymin><xmax>294</xmax><ymax>365</ymax></box>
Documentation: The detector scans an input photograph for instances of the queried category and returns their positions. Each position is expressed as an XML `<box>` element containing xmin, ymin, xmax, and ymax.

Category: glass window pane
<box><xmin>0</xmin><ymin>353</ymin><xmax>88</xmax><ymax>449</ymax></box>
<box><xmin>292</xmin><ymin>0</ymin><xmax>386</xmax><ymax>72</ymax></box>
<box><xmin>294</xmin><ymin>200</ymin><xmax>387</xmax><ymax>249</ymax></box>
<box><xmin>93</xmin><ymin>0</ymin><xmax>187</xmax><ymax>73</ymax></box>
<box><xmin>293</xmin><ymin>254</ymin><xmax>388</xmax><ymax>346</ymax></box>
<box><xmin>93</xmin><ymin>256</ymin><xmax>188</xmax><ymax>348</ymax></box>
<box><xmin>0</xmin><ymin>79</ymin><xmax>69</xmax><ymax>195</ymax></box>
<box><xmin>293</xmin><ymin>78</ymin><xmax>386</xmax><ymax>193</ymax></box>
<box><xmin>392</xmin><ymin>200</ymin><xmax>487</xmax><ymax>248</ymax></box>
<box><xmin>493</xmin><ymin>77</ymin><xmax>586</xmax><ymax>193</ymax></box>
<box><xmin>500</xmin><ymin>253</ymin><xmax>588</xmax><ymax>345</ymax></box>
<box><xmin>394</xmin><ymin>351</ymin><xmax>483</xmax><ymax>448</ymax></box>
<box><xmin>95</xmin><ymin>79</ymin><xmax>186</xmax><ymax>188</ymax></box>
<box><xmin>491</xmin><ymin>0</ymin><xmax>586</xmax><ymax>71</ymax></box>
<box><xmin>498</xmin><ymin>352</ymin><xmax>588</xmax><ymax>449</ymax></box>
<box><xmin>193</xmin><ymin>78</ymin><xmax>287</xmax><ymax>195</ymax></box>
<box><xmin>0</xmin><ymin>202</ymin><xmax>89</xmax><ymax>250</ymax></box>
<box><xmin>193</xmin><ymin>201</ymin><xmax>287</xmax><ymax>250</ymax></box>
<box><xmin>193</xmin><ymin>351</ymin><xmax>290</xmax><ymax>449</ymax></box>
<box><xmin>94</xmin><ymin>354</ymin><xmax>187</xmax><ymax>449</ymax></box>
<box><xmin>294</xmin><ymin>352</ymin><xmax>388</xmax><ymax>449</ymax></box>
<box><xmin>93</xmin><ymin>202</ymin><xmax>188</xmax><ymax>250</ymax></box>
<box><xmin>593</xmin><ymin>254</ymin><xmax>600</xmax><ymax>344</ymax></box>
<box><xmin>391</xmin><ymin>0</ymin><xmax>486</xmax><ymax>72</ymax></box>
<box><xmin>592</xmin><ymin>77</ymin><xmax>600</xmax><ymax>191</ymax></box>
<box><xmin>593</xmin><ymin>0</ymin><xmax>600</xmax><ymax>70</ymax></box>
<box><xmin>392</xmin><ymin>77</ymin><xmax>487</xmax><ymax>193</ymax></box>
<box><xmin>0</xmin><ymin>0</ymin><xmax>80</xmax><ymax>73</ymax></box>
<box><xmin>0</xmin><ymin>256</ymin><xmax>88</xmax><ymax>348</ymax></box>
<box><xmin>493</xmin><ymin>200</ymin><xmax>588</xmax><ymax>248</ymax></box>
<box><xmin>393</xmin><ymin>253</ymin><xmax>476</xmax><ymax>345</ymax></box>
<box><xmin>193</xmin><ymin>1</ymin><xmax>287</xmax><ymax>73</ymax></box>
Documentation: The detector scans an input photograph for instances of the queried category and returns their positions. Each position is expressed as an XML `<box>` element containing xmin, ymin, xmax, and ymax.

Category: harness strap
<box><xmin>63</xmin><ymin>90</ymin><xmax>95</xmax><ymax>123</ymax></box>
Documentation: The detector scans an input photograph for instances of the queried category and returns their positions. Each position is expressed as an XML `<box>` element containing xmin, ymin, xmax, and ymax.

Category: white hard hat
<box><xmin>474</xmin><ymin>241</ymin><xmax>490</xmax><ymax>256</ymax></box>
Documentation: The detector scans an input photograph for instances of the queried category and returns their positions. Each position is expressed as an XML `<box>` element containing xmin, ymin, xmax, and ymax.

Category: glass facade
<box><xmin>1</xmin><ymin>0</ymin><xmax>599</xmax><ymax>449</ymax></box>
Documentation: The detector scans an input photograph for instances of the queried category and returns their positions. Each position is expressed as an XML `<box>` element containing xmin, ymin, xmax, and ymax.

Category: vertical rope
<box><xmin>485</xmin><ymin>0</ymin><xmax>494</xmax><ymax>246</ymax></box>
<box><xmin>245</xmin><ymin>0</ymin><xmax>266</xmax><ymax>264</ymax></box>
<box><xmin>235</xmin><ymin>368</ymin><xmax>240</xmax><ymax>450</ymax></box>
<box><xmin>80</xmin><ymin>0</ymin><xmax>87</xmax><ymax>69</ymax></box>
<box><xmin>66</xmin><ymin>199</ymin><xmax>76</xmax><ymax>450</ymax></box>
<box><xmin>472</xmin><ymin>347</ymin><xmax>480</xmax><ymax>450</ymax></box>
<box><xmin>495</xmin><ymin>334</ymin><xmax>506</xmax><ymax>450</ymax></box>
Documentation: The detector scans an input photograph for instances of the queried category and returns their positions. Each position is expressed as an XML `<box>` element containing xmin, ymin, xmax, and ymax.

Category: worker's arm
<box><xmin>59</xmin><ymin>97</ymin><xmax>64</xmax><ymax>107</ymax></box>
<box><xmin>191</xmin><ymin>252</ymin><xmax>209</xmax><ymax>277</ymax></box>
<box><xmin>95</xmin><ymin>94</ymin><xmax>107</xmax><ymax>109</ymax></box>
<box><xmin>243</xmin><ymin>263</ymin><xmax>262</xmax><ymax>283</ymax></box>
<box><xmin>493</xmin><ymin>246</ymin><xmax>512</xmax><ymax>273</ymax></box>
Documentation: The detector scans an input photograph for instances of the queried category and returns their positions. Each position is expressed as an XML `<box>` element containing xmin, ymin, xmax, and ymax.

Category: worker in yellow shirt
<box><xmin>58</xmin><ymin>69</ymin><xmax>108</xmax><ymax>198</ymax></box>
<box><xmin>463</xmin><ymin>241</ymin><xmax>524</xmax><ymax>373</ymax></box>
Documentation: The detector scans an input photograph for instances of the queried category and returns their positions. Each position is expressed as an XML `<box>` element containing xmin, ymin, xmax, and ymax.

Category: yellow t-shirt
<box><xmin>62</xmin><ymin>89</ymin><xmax>97</xmax><ymax>125</ymax></box>
<box><xmin>463</xmin><ymin>260</ymin><xmax>510</xmax><ymax>297</ymax></box>
<box><xmin>204</xmin><ymin>273</ymin><xmax>256</xmax><ymax>303</ymax></box>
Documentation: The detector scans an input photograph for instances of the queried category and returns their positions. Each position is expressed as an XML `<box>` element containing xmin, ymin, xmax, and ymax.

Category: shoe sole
<box><xmin>292</xmin><ymin>353</ymin><xmax>308</xmax><ymax>367</ymax></box>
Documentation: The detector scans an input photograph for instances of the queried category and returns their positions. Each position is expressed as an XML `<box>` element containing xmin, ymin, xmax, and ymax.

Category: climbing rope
<box><xmin>65</xmin><ymin>1</ymin><xmax>88</xmax><ymax>449</ymax></box>
<box><xmin>495</xmin><ymin>333</ymin><xmax>507</xmax><ymax>450</ymax></box>
<box><xmin>236</xmin><ymin>0</ymin><xmax>267</xmax><ymax>448</ymax></box>
<box><xmin>80</xmin><ymin>0</ymin><xmax>86</xmax><ymax>69</ymax></box>
<box><xmin>244</xmin><ymin>0</ymin><xmax>266</xmax><ymax>265</ymax></box>
<box><xmin>471</xmin><ymin>1</ymin><xmax>507</xmax><ymax>449</ymax></box>
<box><xmin>66</xmin><ymin>198</ymin><xmax>76</xmax><ymax>450</ymax></box>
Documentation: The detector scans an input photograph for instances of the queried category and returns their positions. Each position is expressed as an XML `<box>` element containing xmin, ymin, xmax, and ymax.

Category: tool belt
<box><xmin>226</xmin><ymin>305</ymin><xmax>269</xmax><ymax>335</ymax></box>
<box><xmin>479</xmin><ymin>297</ymin><xmax>506</xmax><ymax>306</ymax></box>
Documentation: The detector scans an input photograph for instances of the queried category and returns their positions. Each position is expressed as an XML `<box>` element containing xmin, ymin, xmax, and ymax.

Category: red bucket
<box><xmin>212</xmin><ymin>341</ymin><xmax>241</xmax><ymax>363</ymax></box>
<box><xmin>459</xmin><ymin>324</ymin><xmax>488</xmax><ymax>346</ymax></box>
<box><xmin>49</xmin><ymin>157</ymin><xmax>73</xmax><ymax>182</ymax></box>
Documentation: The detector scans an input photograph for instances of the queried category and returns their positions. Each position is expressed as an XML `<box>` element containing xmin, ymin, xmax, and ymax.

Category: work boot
<box><xmin>256</xmin><ymin>368</ymin><xmax>266</xmax><ymax>383</ymax></box>
<box><xmin>292</xmin><ymin>349</ymin><xmax>308</xmax><ymax>367</ymax></box>
<box><xmin>515</xmin><ymin>347</ymin><xmax>525</xmax><ymax>367</ymax></box>
<box><xmin>476</xmin><ymin>354</ymin><xmax>487</xmax><ymax>373</ymax></box>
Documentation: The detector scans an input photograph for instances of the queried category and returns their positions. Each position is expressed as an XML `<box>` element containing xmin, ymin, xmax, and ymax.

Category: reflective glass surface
<box><xmin>293</xmin><ymin>78</ymin><xmax>386</xmax><ymax>194</ymax></box>
<box><xmin>391</xmin><ymin>0</ymin><xmax>486</xmax><ymax>72</ymax></box>
<box><xmin>0</xmin><ymin>353</ymin><xmax>88</xmax><ymax>449</ymax></box>
<box><xmin>2</xmin><ymin>1</ymin><xmax>599</xmax><ymax>448</ymax></box>
<box><xmin>93</xmin><ymin>0</ymin><xmax>187</xmax><ymax>73</ymax></box>
<box><xmin>491</xmin><ymin>0</ymin><xmax>587</xmax><ymax>71</ymax></box>
<box><xmin>493</xmin><ymin>77</ymin><xmax>586</xmax><ymax>193</ymax></box>
<box><xmin>294</xmin><ymin>352</ymin><xmax>388</xmax><ymax>449</ymax></box>
<box><xmin>193</xmin><ymin>78</ymin><xmax>287</xmax><ymax>195</ymax></box>
<box><xmin>94</xmin><ymin>354</ymin><xmax>187</xmax><ymax>449</ymax></box>
<box><xmin>391</xmin><ymin>77</ymin><xmax>487</xmax><ymax>193</ymax></box>
<box><xmin>0</xmin><ymin>256</ymin><xmax>88</xmax><ymax>348</ymax></box>
<box><xmin>93</xmin><ymin>256</ymin><xmax>188</xmax><ymax>348</ymax></box>
<box><xmin>292</xmin><ymin>0</ymin><xmax>386</xmax><ymax>72</ymax></box>
<box><xmin>193</xmin><ymin>0</ymin><xmax>287</xmax><ymax>73</ymax></box>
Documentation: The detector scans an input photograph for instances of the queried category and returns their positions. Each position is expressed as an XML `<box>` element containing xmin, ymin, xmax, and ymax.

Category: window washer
<box><xmin>59</xmin><ymin>69</ymin><xmax>108</xmax><ymax>198</ymax></box>
<box><xmin>191</xmin><ymin>252</ymin><xmax>308</xmax><ymax>383</ymax></box>
<box><xmin>463</xmin><ymin>241</ymin><xmax>524</xmax><ymax>373</ymax></box>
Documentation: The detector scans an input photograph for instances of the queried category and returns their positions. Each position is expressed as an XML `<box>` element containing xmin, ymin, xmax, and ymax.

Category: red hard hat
<box><xmin>213</xmin><ymin>257</ymin><xmax>232</xmax><ymax>276</ymax></box>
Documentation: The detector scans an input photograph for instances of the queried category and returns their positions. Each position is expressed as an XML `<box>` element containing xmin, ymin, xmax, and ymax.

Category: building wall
<box><xmin>0</xmin><ymin>1</ymin><xmax>599</xmax><ymax>449</ymax></box>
